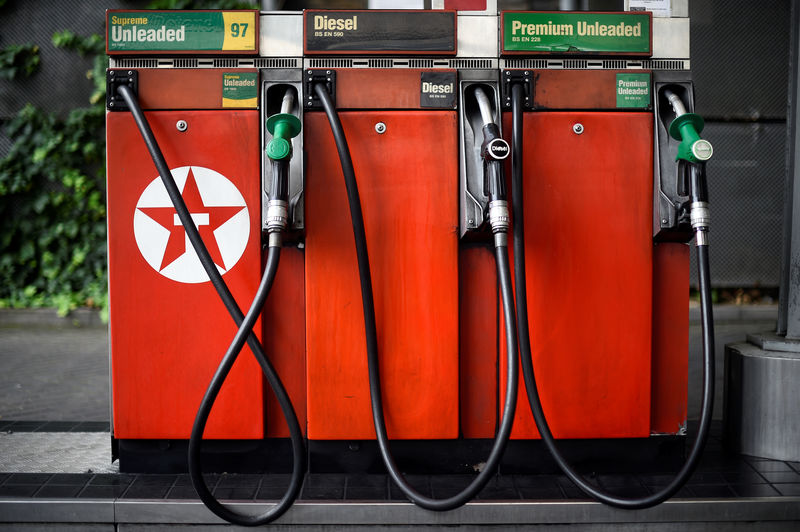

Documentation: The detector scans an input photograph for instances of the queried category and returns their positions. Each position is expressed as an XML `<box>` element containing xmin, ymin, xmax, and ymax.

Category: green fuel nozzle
<box><xmin>266</xmin><ymin>91</ymin><xmax>302</xmax><ymax>162</ymax></box>
<box><xmin>664</xmin><ymin>89</ymin><xmax>712</xmax><ymax>244</ymax></box>
<box><xmin>265</xmin><ymin>89</ymin><xmax>302</xmax><ymax>237</ymax></box>
<box><xmin>665</xmin><ymin>89</ymin><xmax>713</xmax><ymax>164</ymax></box>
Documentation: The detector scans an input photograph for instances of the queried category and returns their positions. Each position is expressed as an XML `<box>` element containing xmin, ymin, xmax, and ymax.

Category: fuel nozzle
<box><xmin>473</xmin><ymin>87</ymin><xmax>511</xmax><ymax>241</ymax></box>
<box><xmin>664</xmin><ymin>89</ymin><xmax>713</xmax><ymax>164</ymax></box>
<box><xmin>664</xmin><ymin>89</ymin><xmax>712</xmax><ymax>245</ymax></box>
<box><xmin>265</xmin><ymin>88</ymin><xmax>302</xmax><ymax>238</ymax></box>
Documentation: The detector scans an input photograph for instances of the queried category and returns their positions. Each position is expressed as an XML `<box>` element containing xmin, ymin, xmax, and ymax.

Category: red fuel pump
<box><xmin>499</xmin><ymin>10</ymin><xmax>716</xmax><ymax>508</ymax></box>
<box><xmin>103</xmin><ymin>5</ymin><xmax>716</xmax><ymax>524</ymax></box>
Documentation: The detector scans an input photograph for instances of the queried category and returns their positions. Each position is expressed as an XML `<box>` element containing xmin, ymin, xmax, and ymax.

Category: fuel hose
<box><xmin>117</xmin><ymin>84</ymin><xmax>304</xmax><ymax>526</ymax></box>
<box><xmin>508</xmin><ymin>82</ymin><xmax>715</xmax><ymax>509</ymax></box>
<box><xmin>313</xmin><ymin>82</ymin><xmax>519</xmax><ymax>511</ymax></box>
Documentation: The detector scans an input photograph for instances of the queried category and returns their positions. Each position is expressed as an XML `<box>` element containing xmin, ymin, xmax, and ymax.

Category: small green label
<box><xmin>503</xmin><ymin>12</ymin><xmax>650</xmax><ymax>54</ymax></box>
<box><xmin>222</xmin><ymin>72</ymin><xmax>258</xmax><ymax>108</ymax></box>
<box><xmin>107</xmin><ymin>10</ymin><xmax>256</xmax><ymax>53</ymax></box>
<box><xmin>616</xmin><ymin>73</ymin><xmax>651</xmax><ymax>108</ymax></box>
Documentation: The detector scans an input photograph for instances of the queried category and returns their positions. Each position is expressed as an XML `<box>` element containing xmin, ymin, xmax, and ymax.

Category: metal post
<box><xmin>779</xmin><ymin>0</ymin><xmax>800</xmax><ymax>338</ymax></box>
<box><xmin>723</xmin><ymin>0</ymin><xmax>800</xmax><ymax>461</ymax></box>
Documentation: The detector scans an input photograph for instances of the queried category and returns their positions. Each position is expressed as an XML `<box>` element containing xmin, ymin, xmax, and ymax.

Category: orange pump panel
<box><xmin>459</xmin><ymin>245</ymin><xmax>499</xmax><ymax>439</ymax></box>
<box><xmin>501</xmin><ymin>111</ymin><xmax>654</xmax><ymax>439</ymax></box>
<box><xmin>531</xmin><ymin>70</ymin><xmax>647</xmax><ymax>110</ymax></box>
<box><xmin>335</xmin><ymin>69</ymin><xmax>456</xmax><ymax>110</ymax></box>
<box><xmin>263</xmin><ymin>246</ymin><xmax>307</xmax><ymax>438</ymax></box>
<box><xmin>305</xmin><ymin>111</ymin><xmax>459</xmax><ymax>440</ymax></box>
<box><xmin>650</xmin><ymin>242</ymin><xmax>690</xmax><ymax>434</ymax></box>
<box><xmin>133</xmin><ymin>69</ymin><xmax>258</xmax><ymax>110</ymax></box>
<box><xmin>107</xmin><ymin>110</ymin><xmax>263</xmax><ymax>439</ymax></box>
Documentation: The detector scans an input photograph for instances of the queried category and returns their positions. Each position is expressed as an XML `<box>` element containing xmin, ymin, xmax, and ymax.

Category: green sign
<box><xmin>222</xmin><ymin>72</ymin><xmax>258</xmax><ymax>108</ymax></box>
<box><xmin>616</xmin><ymin>73</ymin><xmax>651</xmax><ymax>108</ymax></box>
<box><xmin>107</xmin><ymin>10</ymin><xmax>257</xmax><ymax>53</ymax></box>
<box><xmin>503</xmin><ymin>12</ymin><xmax>650</xmax><ymax>54</ymax></box>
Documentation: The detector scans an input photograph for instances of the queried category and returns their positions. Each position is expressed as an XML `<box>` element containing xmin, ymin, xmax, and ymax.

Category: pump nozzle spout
<box><xmin>281</xmin><ymin>89</ymin><xmax>295</xmax><ymax>115</ymax></box>
<box><xmin>473</xmin><ymin>87</ymin><xmax>495</xmax><ymax>128</ymax></box>
<box><xmin>663</xmin><ymin>89</ymin><xmax>688</xmax><ymax>117</ymax></box>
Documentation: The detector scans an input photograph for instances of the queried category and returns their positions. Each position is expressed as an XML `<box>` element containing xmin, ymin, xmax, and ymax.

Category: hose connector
<box><xmin>689</xmin><ymin>201</ymin><xmax>711</xmax><ymax>231</ymax></box>
<box><xmin>266</xmin><ymin>199</ymin><xmax>289</xmax><ymax>234</ymax></box>
<box><xmin>489</xmin><ymin>200</ymin><xmax>510</xmax><ymax>235</ymax></box>
<box><xmin>690</xmin><ymin>200</ymin><xmax>710</xmax><ymax>246</ymax></box>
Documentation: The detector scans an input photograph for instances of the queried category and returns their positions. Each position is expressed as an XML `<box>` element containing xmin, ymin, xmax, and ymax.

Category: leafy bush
<box><xmin>0</xmin><ymin>3</ymin><xmax>257</xmax><ymax>319</ymax></box>
<box><xmin>0</xmin><ymin>43</ymin><xmax>40</xmax><ymax>80</ymax></box>
<box><xmin>0</xmin><ymin>32</ymin><xmax>107</xmax><ymax>318</ymax></box>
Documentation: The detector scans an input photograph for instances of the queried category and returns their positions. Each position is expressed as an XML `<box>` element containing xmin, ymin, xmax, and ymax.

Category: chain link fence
<box><xmin>0</xmin><ymin>0</ymin><xmax>792</xmax><ymax>287</ymax></box>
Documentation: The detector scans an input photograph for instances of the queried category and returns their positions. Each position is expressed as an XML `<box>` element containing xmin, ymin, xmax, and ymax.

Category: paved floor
<box><xmin>0</xmin><ymin>432</ymin><xmax>117</xmax><ymax>474</ymax></box>
<box><xmin>0</xmin><ymin>323</ymin><xmax>109</xmax><ymax>422</ymax></box>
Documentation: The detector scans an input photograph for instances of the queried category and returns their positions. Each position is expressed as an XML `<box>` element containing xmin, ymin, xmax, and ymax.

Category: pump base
<box><xmin>308</xmin><ymin>437</ymin><xmax>685</xmax><ymax>474</ymax></box>
<box><xmin>116</xmin><ymin>438</ymin><xmax>294</xmax><ymax>474</ymax></box>
<box><xmin>116</xmin><ymin>436</ymin><xmax>685</xmax><ymax>474</ymax></box>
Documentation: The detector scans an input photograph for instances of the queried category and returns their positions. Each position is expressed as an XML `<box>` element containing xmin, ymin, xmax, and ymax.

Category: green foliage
<box><xmin>146</xmin><ymin>0</ymin><xmax>258</xmax><ymax>9</ymax></box>
<box><xmin>52</xmin><ymin>30</ymin><xmax>108</xmax><ymax>105</ymax></box>
<box><xmin>0</xmin><ymin>43</ymin><xmax>40</xmax><ymax>80</ymax></box>
<box><xmin>0</xmin><ymin>32</ymin><xmax>108</xmax><ymax>318</ymax></box>
<box><xmin>52</xmin><ymin>30</ymin><xmax>104</xmax><ymax>57</ymax></box>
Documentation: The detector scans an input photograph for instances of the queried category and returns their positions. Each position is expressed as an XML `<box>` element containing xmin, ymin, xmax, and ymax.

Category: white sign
<box><xmin>134</xmin><ymin>166</ymin><xmax>250</xmax><ymax>284</ymax></box>
<box><xmin>626</xmin><ymin>0</ymin><xmax>671</xmax><ymax>17</ymax></box>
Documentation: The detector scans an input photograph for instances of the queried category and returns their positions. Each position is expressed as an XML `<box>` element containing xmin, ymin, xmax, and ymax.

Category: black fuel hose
<box><xmin>314</xmin><ymin>82</ymin><xmax>519</xmax><ymax>511</ymax></box>
<box><xmin>509</xmin><ymin>83</ymin><xmax>715</xmax><ymax>509</ymax></box>
<box><xmin>117</xmin><ymin>84</ymin><xmax>304</xmax><ymax>525</ymax></box>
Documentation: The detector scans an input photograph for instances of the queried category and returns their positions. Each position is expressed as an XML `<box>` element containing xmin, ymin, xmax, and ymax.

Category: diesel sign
<box><xmin>304</xmin><ymin>10</ymin><xmax>456</xmax><ymax>55</ymax></box>
<box><xmin>420</xmin><ymin>72</ymin><xmax>457</xmax><ymax>109</ymax></box>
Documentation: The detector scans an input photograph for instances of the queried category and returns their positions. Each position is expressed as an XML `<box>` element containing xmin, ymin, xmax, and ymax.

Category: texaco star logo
<box><xmin>133</xmin><ymin>166</ymin><xmax>250</xmax><ymax>284</ymax></box>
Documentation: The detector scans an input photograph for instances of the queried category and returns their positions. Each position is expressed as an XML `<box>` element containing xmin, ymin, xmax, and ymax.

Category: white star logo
<box><xmin>133</xmin><ymin>166</ymin><xmax>250</xmax><ymax>284</ymax></box>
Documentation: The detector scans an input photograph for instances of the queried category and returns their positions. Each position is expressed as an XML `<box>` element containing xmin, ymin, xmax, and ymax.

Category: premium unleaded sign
<box><xmin>502</xmin><ymin>11</ymin><xmax>651</xmax><ymax>55</ymax></box>
<box><xmin>106</xmin><ymin>10</ymin><xmax>258</xmax><ymax>54</ymax></box>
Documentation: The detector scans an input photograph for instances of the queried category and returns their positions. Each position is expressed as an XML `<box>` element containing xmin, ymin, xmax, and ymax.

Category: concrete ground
<box><xmin>0</xmin><ymin>311</ymin><xmax>109</xmax><ymax>423</ymax></box>
<box><xmin>0</xmin><ymin>305</ymin><xmax>779</xmax><ymax>424</ymax></box>
<box><xmin>688</xmin><ymin>304</ymin><xmax>778</xmax><ymax>421</ymax></box>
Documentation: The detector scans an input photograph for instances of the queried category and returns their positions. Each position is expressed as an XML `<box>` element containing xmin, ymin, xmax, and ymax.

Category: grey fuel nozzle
<box><xmin>473</xmin><ymin>87</ymin><xmax>510</xmax><ymax>239</ymax></box>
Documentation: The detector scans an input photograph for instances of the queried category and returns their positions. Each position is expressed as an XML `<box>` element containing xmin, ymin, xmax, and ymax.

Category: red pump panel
<box><xmin>107</xmin><ymin>110</ymin><xmax>263</xmax><ymax>439</ymax></box>
<box><xmin>650</xmin><ymin>242</ymin><xmax>689</xmax><ymax>434</ymax></box>
<box><xmin>501</xmin><ymin>111</ymin><xmax>654</xmax><ymax>439</ymax></box>
<box><xmin>263</xmin><ymin>246</ymin><xmax>307</xmax><ymax>438</ymax></box>
<box><xmin>304</xmin><ymin>111</ymin><xmax>459</xmax><ymax>440</ymax></box>
<box><xmin>460</xmin><ymin>245</ymin><xmax>498</xmax><ymax>439</ymax></box>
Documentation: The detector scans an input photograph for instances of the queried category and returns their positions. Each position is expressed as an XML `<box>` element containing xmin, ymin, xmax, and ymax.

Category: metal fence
<box><xmin>0</xmin><ymin>0</ymin><xmax>792</xmax><ymax>287</ymax></box>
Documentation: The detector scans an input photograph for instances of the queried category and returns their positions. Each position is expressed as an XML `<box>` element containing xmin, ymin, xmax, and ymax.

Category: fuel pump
<box><xmin>116</xmin><ymin>83</ymin><xmax>304</xmax><ymax>524</ymax></box>
<box><xmin>500</xmin><ymin>9</ymin><xmax>716</xmax><ymax>508</ymax></box>
<box><xmin>313</xmin><ymin>80</ymin><xmax>519</xmax><ymax>510</ymax></box>
<box><xmin>102</xmin><ymin>5</ymin><xmax>720</xmax><ymax>523</ymax></box>
<box><xmin>105</xmin><ymin>9</ymin><xmax>306</xmax><ymax>524</ymax></box>
<box><xmin>299</xmin><ymin>6</ymin><xmax>524</xmax><ymax>510</ymax></box>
